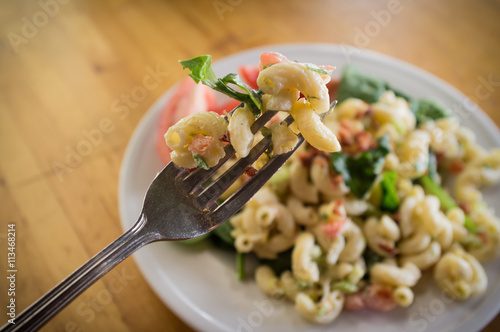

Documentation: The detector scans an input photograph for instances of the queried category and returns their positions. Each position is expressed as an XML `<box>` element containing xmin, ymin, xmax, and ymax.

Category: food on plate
<box><xmin>157</xmin><ymin>53</ymin><xmax>500</xmax><ymax>324</ymax></box>
<box><xmin>164</xmin><ymin>53</ymin><xmax>340</xmax><ymax>168</ymax></box>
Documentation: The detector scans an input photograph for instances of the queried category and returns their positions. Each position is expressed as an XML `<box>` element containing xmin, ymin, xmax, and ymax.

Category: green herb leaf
<box><xmin>337</xmin><ymin>65</ymin><xmax>388</xmax><ymax>104</ymax></box>
<box><xmin>212</xmin><ymin>221</ymin><xmax>235</xmax><ymax>246</ymax></box>
<box><xmin>178</xmin><ymin>232</ymin><xmax>211</xmax><ymax>245</ymax></box>
<box><xmin>380</xmin><ymin>170</ymin><xmax>400</xmax><ymax>212</ymax></box>
<box><xmin>330</xmin><ymin>135</ymin><xmax>391</xmax><ymax>198</ymax></box>
<box><xmin>268</xmin><ymin>164</ymin><xmax>290</xmax><ymax>185</ymax></box>
<box><xmin>332</xmin><ymin>281</ymin><xmax>358</xmax><ymax>294</ymax></box>
<box><xmin>464</xmin><ymin>215</ymin><xmax>479</xmax><ymax>234</ymax></box>
<box><xmin>179</xmin><ymin>55</ymin><xmax>218</xmax><ymax>84</ymax></box>
<box><xmin>305</xmin><ymin>64</ymin><xmax>332</xmax><ymax>76</ymax></box>
<box><xmin>363</xmin><ymin>247</ymin><xmax>384</xmax><ymax>271</ymax></box>
<box><xmin>260</xmin><ymin>126</ymin><xmax>271</xmax><ymax>137</ymax></box>
<box><xmin>192</xmin><ymin>153</ymin><xmax>210</xmax><ymax>170</ymax></box>
<box><xmin>418</xmin><ymin>174</ymin><xmax>456</xmax><ymax>211</ymax></box>
<box><xmin>259</xmin><ymin>248</ymin><xmax>293</xmax><ymax>275</ymax></box>
<box><xmin>410</xmin><ymin>99</ymin><xmax>450</xmax><ymax>125</ymax></box>
<box><xmin>179</xmin><ymin>55</ymin><xmax>262</xmax><ymax>115</ymax></box>
<box><xmin>219</xmin><ymin>73</ymin><xmax>262</xmax><ymax>113</ymax></box>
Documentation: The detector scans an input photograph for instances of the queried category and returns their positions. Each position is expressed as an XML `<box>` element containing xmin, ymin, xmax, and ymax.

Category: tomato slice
<box><xmin>238</xmin><ymin>65</ymin><xmax>260</xmax><ymax>89</ymax></box>
<box><xmin>155</xmin><ymin>77</ymin><xmax>217</xmax><ymax>165</ymax></box>
<box><xmin>208</xmin><ymin>98</ymin><xmax>241</xmax><ymax>115</ymax></box>
<box><xmin>259</xmin><ymin>51</ymin><xmax>289</xmax><ymax>70</ymax></box>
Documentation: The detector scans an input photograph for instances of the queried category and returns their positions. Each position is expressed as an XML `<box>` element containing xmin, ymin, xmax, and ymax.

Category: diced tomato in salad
<box><xmin>188</xmin><ymin>134</ymin><xmax>215</xmax><ymax>154</ymax></box>
<box><xmin>344</xmin><ymin>284</ymin><xmax>396</xmax><ymax>312</ymax></box>
<box><xmin>239</xmin><ymin>65</ymin><xmax>260</xmax><ymax>89</ymax></box>
<box><xmin>320</xmin><ymin>219</ymin><xmax>346</xmax><ymax>239</ymax></box>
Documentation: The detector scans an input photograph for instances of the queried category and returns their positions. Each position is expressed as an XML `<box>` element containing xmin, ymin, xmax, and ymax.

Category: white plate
<box><xmin>118</xmin><ymin>43</ymin><xmax>500</xmax><ymax>332</ymax></box>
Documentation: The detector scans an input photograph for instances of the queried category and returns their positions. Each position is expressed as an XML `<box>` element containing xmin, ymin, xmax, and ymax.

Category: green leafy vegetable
<box><xmin>268</xmin><ymin>164</ymin><xmax>290</xmax><ymax>185</ymax></box>
<box><xmin>384</xmin><ymin>83</ymin><xmax>412</xmax><ymax>101</ymax></box>
<box><xmin>464</xmin><ymin>216</ymin><xmax>479</xmax><ymax>234</ymax></box>
<box><xmin>418</xmin><ymin>174</ymin><xmax>478</xmax><ymax>234</ymax></box>
<box><xmin>179</xmin><ymin>55</ymin><xmax>262</xmax><ymax>115</ymax></box>
<box><xmin>260</xmin><ymin>126</ymin><xmax>271</xmax><ymax>137</ymax></box>
<box><xmin>178</xmin><ymin>232</ymin><xmax>211</xmax><ymax>245</ymax></box>
<box><xmin>305</xmin><ymin>64</ymin><xmax>332</xmax><ymax>76</ymax></box>
<box><xmin>418</xmin><ymin>174</ymin><xmax>456</xmax><ymax>211</ymax></box>
<box><xmin>259</xmin><ymin>248</ymin><xmax>293</xmax><ymax>275</ymax></box>
<box><xmin>332</xmin><ymin>281</ymin><xmax>358</xmax><ymax>294</ymax></box>
<box><xmin>380</xmin><ymin>171</ymin><xmax>400</xmax><ymax>212</ymax></box>
<box><xmin>337</xmin><ymin>65</ymin><xmax>387</xmax><ymax>104</ymax></box>
<box><xmin>212</xmin><ymin>221</ymin><xmax>235</xmax><ymax>246</ymax></box>
<box><xmin>331</xmin><ymin>135</ymin><xmax>391</xmax><ymax>198</ymax></box>
<box><xmin>410</xmin><ymin>99</ymin><xmax>450</xmax><ymax>125</ymax></box>
<box><xmin>363</xmin><ymin>247</ymin><xmax>384</xmax><ymax>271</ymax></box>
<box><xmin>192</xmin><ymin>153</ymin><xmax>209</xmax><ymax>170</ymax></box>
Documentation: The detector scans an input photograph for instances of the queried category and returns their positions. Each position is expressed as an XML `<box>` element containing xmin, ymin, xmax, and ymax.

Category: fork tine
<box><xmin>195</xmin><ymin>134</ymin><xmax>271</xmax><ymax>207</ymax></box>
<box><xmin>210</xmin><ymin>101</ymin><xmax>338</xmax><ymax>222</ymax></box>
<box><xmin>249</xmin><ymin>110</ymin><xmax>278</xmax><ymax>133</ymax></box>
<box><xmin>196</xmin><ymin>110</ymin><xmax>303</xmax><ymax>209</ymax></box>
<box><xmin>179</xmin><ymin>144</ymin><xmax>236</xmax><ymax>191</ymax></box>
<box><xmin>212</xmin><ymin>134</ymin><xmax>305</xmax><ymax>223</ymax></box>
<box><xmin>178</xmin><ymin>110</ymin><xmax>278</xmax><ymax>192</ymax></box>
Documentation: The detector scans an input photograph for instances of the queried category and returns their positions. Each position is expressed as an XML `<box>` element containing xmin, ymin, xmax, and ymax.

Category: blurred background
<box><xmin>0</xmin><ymin>0</ymin><xmax>499</xmax><ymax>331</ymax></box>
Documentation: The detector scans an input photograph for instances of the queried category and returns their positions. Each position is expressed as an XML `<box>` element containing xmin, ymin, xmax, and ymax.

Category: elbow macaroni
<box><xmin>228</xmin><ymin>105</ymin><xmax>255</xmax><ymax>158</ymax></box>
<box><xmin>434</xmin><ymin>246</ymin><xmax>487</xmax><ymax>300</ymax></box>
<box><xmin>165</xmin><ymin>111</ymin><xmax>227</xmax><ymax>168</ymax></box>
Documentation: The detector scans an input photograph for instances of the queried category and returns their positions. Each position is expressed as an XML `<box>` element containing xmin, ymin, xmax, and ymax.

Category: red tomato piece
<box><xmin>259</xmin><ymin>51</ymin><xmax>289</xmax><ymax>70</ymax></box>
<box><xmin>208</xmin><ymin>98</ymin><xmax>241</xmax><ymax>115</ymax></box>
<box><xmin>239</xmin><ymin>65</ymin><xmax>260</xmax><ymax>89</ymax></box>
<box><xmin>188</xmin><ymin>134</ymin><xmax>215</xmax><ymax>154</ymax></box>
<box><xmin>319</xmin><ymin>218</ymin><xmax>347</xmax><ymax>239</ymax></box>
<box><xmin>344</xmin><ymin>293</ymin><xmax>366</xmax><ymax>310</ymax></box>
<box><xmin>362</xmin><ymin>284</ymin><xmax>397</xmax><ymax>312</ymax></box>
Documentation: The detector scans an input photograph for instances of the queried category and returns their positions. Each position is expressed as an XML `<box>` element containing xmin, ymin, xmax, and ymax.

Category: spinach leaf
<box><xmin>363</xmin><ymin>247</ymin><xmax>384</xmax><ymax>271</ymax></box>
<box><xmin>259</xmin><ymin>248</ymin><xmax>293</xmax><ymax>275</ymax></box>
<box><xmin>212</xmin><ymin>220</ymin><xmax>235</xmax><ymax>246</ymax></box>
<box><xmin>410</xmin><ymin>99</ymin><xmax>450</xmax><ymax>125</ymax></box>
<box><xmin>380</xmin><ymin>170</ymin><xmax>400</xmax><ymax>212</ymax></box>
<box><xmin>337</xmin><ymin>65</ymin><xmax>387</xmax><ymax>104</ymax></box>
<box><xmin>179</xmin><ymin>55</ymin><xmax>262</xmax><ymax>115</ymax></box>
<box><xmin>331</xmin><ymin>135</ymin><xmax>391</xmax><ymax>198</ymax></box>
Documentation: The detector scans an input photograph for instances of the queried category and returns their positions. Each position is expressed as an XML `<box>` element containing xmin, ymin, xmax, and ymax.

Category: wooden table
<box><xmin>1</xmin><ymin>0</ymin><xmax>499</xmax><ymax>331</ymax></box>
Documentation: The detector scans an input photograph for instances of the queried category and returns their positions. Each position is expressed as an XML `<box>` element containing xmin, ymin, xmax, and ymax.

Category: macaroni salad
<box><xmin>161</xmin><ymin>52</ymin><xmax>500</xmax><ymax>324</ymax></box>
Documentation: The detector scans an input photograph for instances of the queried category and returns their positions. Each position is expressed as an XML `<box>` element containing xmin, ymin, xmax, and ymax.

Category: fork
<box><xmin>0</xmin><ymin>101</ymin><xmax>338</xmax><ymax>332</ymax></box>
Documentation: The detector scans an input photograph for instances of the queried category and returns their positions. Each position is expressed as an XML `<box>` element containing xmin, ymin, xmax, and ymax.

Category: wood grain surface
<box><xmin>0</xmin><ymin>0</ymin><xmax>499</xmax><ymax>331</ymax></box>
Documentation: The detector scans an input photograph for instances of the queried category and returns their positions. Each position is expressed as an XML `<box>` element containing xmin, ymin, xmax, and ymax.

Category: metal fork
<box><xmin>1</xmin><ymin>101</ymin><xmax>337</xmax><ymax>332</ymax></box>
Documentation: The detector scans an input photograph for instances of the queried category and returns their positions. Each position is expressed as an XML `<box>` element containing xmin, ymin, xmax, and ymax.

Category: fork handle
<box><xmin>0</xmin><ymin>214</ymin><xmax>160</xmax><ymax>332</ymax></box>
